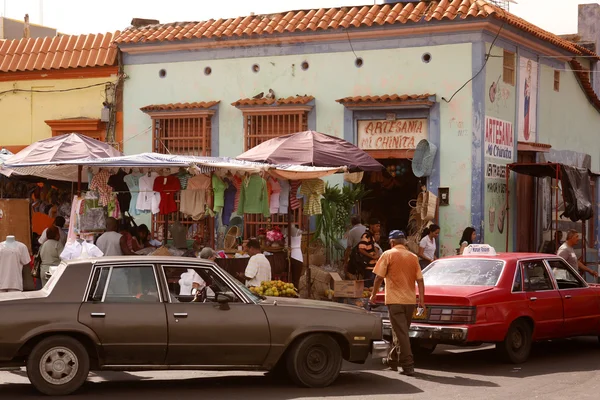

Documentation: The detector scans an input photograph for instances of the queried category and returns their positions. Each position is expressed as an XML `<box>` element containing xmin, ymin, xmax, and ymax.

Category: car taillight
<box><xmin>428</xmin><ymin>306</ymin><xmax>476</xmax><ymax>324</ymax></box>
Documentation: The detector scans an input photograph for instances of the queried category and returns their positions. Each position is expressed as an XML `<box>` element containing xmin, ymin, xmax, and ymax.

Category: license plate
<box><xmin>412</xmin><ymin>307</ymin><xmax>427</xmax><ymax>320</ymax></box>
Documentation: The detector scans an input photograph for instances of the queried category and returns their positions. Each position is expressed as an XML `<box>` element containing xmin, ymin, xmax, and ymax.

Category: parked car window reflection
<box><xmin>87</xmin><ymin>267</ymin><xmax>110</xmax><ymax>302</ymax></box>
<box><xmin>104</xmin><ymin>266</ymin><xmax>159</xmax><ymax>303</ymax></box>
<box><xmin>423</xmin><ymin>259</ymin><xmax>504</xmax><ymax>286</ymax></box>
<box><xmin>522</xmin><ymin>260</ymin><xmax>554</xmax><ymax>291</ymax></box>
<box><xmin>512</xmin><ymin>264</ymin><xmax>523</xmax><ymax>292</ymax></box>
<box><xmin>163</xmin><ymin>266</ymin><xmax>241</xmax><ymax>304</ymax></box>
<box><xmin>547</xmin><ymin>259</ymin><xmax>586</xmax><ymax>289</ymax></box>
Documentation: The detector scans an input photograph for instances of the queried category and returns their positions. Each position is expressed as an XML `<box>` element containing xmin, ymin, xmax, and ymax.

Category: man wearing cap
<box><xmin>370</xmin><ymin>230</ymin><xmax>425</xmax><ymax>377</ymax></box>
<box><xmin>357</xmin><ymin>218</ymin><xmax>381</xmax><ymax>285</ymax></box>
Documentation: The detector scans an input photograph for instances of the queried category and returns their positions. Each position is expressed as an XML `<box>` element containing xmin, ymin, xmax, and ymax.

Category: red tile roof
<box><xmin>336</xmin><ymin>93</ymin><xmax>435</xmax><ymax>106</ymax></box>
<box><xmin>0</xmin><ymin>32</ymin><xmax>119</xmax><ymax>73</ymax></box>
<box><xmin>232</xmin><ymin>95</ymin><xmax>314</xmax><ymax>107</ymax></box>
<box><xmin>115</xmin><ymin>1</ymin><xmax>596</xmax><ymax>58</ymax></box>
<box><xmin>140</xmin><ymin>101</ymin><xmax>220</xmax><ymax>112</ymax></box>
<box><xmin>570</xmin><ymin>59</ymin><xmax>600</xmax><ymax>113</ymax></box>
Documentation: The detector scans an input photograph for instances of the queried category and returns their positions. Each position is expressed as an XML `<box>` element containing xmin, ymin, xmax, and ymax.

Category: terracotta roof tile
<box><xmin>336</xmin><ymin>93</ymin><xmax>435</xmax><ymax>106</ymax></box>
<box><xmin>140</xmin><ymin>101</ymin><xmax>221</xmax><ymax>112</ymax></box>
<box><xmin>115</xmin><ymin>1</ymin><xmax>597</xmax><ymax>58</ymax></box>
<box><xmin>231</xmin><ymin>95</ymin><xmax>315</xmax><ymax>107</ymax></box>
<box><xmin>0</xmin><ymin>31</ymin><xmax>120</xmax><ymax>73</ymax></box>
<box><xmin>570</xmin><ymin>59</ymin><xmax>600</xmax><ymax>113</ymax></box>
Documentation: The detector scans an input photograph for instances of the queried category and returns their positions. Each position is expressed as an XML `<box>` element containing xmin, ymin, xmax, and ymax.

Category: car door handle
<box><xmin>91</xmin><ymin>313</ymin><xmax>105</xmax><ymax>318</ymax></box>
<box><xmin>173</xmin><ymin>313</ymin><xmax>188</xmax><ymax>318</ymax></box>
<box><xmin>565</xmin><ymin>295</ymin><xmax>572</xmax><ymax>299</ymax></box>
<box><xmin>530</xmin><ymin>297</ymin><xmax>537</xmax><ymax>302</ymax></box>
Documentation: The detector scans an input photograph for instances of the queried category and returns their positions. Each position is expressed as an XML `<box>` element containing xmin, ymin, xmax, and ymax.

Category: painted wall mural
<box><xmin>517</xmin><ymin>57</ymin><xmax>538</xmax><ymax>143</ymax></box>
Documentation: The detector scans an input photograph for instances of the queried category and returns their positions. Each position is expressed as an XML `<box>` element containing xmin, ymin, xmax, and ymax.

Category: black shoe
<box><xmin>400</xmin><ymin>367</ymin><xmax>415</xmax><ymax>376</ymax></box>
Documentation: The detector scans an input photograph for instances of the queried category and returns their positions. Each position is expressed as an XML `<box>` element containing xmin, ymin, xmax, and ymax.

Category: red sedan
<box><xmin>372</xmin><ymin>245</ymin><xmax>600</xmax><ymax>363</ymax></box>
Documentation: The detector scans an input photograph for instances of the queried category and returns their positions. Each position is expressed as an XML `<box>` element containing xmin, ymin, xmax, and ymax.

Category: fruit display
<box><xmin>362</xmin><ymin>289</ymin><xmax>371</xmax><ymax>298</ymax></box>
<box><xmin>324</xmin><ymin>289</ymin><xmax>335</xmax><ymax>299</ymax></box>
<box><xmin>250</xmin><ymin>280</ymin><xmax>298</xmax><ymax>298</ymax></box>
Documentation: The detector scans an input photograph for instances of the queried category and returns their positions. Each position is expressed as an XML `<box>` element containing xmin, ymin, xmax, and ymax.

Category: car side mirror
<box><xmin>216</xmin><ymin>293</ymin><xmax>233</xmax><ymax>310</ymax></box>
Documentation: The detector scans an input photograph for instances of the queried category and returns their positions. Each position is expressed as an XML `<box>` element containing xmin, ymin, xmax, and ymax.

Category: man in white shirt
<box><xmin>243</xmin><ymin>239</ymin><xmax>271</xmax><ymax>288</ymax></box>
<box><xmin>39</xmin><ymin>216</ymin><xmax>67</xmax><ymax>246</ymax></box>
<box><xmin>557</xmin><ymin>229</ymin><xmax>598</xmax><ymax>279</ymax></box>
<box><xmin>96</xmin><ymin>218</ymin><xmax>136</xmax><ymax>257</ymax></box>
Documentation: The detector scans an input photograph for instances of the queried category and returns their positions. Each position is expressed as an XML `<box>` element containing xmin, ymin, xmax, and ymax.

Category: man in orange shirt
<box><xmin>370</xmin><ymin>230</ymin><xmax>425</xmax><ymax>376</ymax></box>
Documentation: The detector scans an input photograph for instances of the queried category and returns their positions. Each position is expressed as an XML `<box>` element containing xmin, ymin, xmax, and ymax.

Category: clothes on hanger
<box><xmin>278</xmin><ymin>179</ymin><xmax>291</xmax><ymax>214</ymax></box>
<box><xmin>289</xmin><ymin>180</ymin><xmax>301</xmax><ymax>210</ymax></box>
<box><xmin>268</xmin><ymin>177</ymin><xmax>281</xmax><ymax>215</ymax></box>
<box><xmin>181</xmin><ymin>174</ymin><xmax>212</xmax><ymax>220</ymax></box>
<box><xmin>222</xmin><ymin>179</ymin><xmax>236</xmax><ymax>225</ymax></box>
<box><xmin>124</xmin><ymin>172</ymin><xmax>143</xmax><ymax>216</ymax></box>
<box><xmin>137</xmin><ymin>172</ymin><xmax>160</xmax><ymax>214</ymax></box>
<box><xmin>89</xmin><ymin>169</ymin><xmax>113</xmax><ymax>207</ymax></box>
<box><xmin>300</xmin><ymin>179</ymin><xmax>325</xmax><ymax>215</ymax></box>
<box><xmin>153</xmin><ymin>175</ymin><xmax>181</xmax><ymax>215</ymax></box>
<box><xmin>212</xmin><ymin>174</ymin><xmax>227</xmax><ymax>213</ymax></box>
<box><xmin>108</xmin><ymin>168</ymin><xmax>132</xmax><ymax>214</ymax></box>
<box><xmin>237</xmin><ymin>175</ymin><xmax>270</xmax><ymax>217</ymax></box>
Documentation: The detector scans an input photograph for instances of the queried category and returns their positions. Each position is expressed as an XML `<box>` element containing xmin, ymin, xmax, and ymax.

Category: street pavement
<box><xmin>2</xmin><ymin>337</ymin><xmax>600</xmax><ymax>399</ymax></box>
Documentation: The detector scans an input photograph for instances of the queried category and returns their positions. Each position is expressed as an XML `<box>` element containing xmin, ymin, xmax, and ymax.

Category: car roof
<box><xmin>64</xmin><ymin>256</ymin><xmax>217</xmax><ymax>266</ymax></box>
<box><xmin>442</xmin><ymin>252</ymin><xmax>562</xmax><ymax>262</ymax></box>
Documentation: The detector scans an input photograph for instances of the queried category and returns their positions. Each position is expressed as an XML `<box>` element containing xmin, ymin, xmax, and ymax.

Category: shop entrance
<box><xmin>361</xmin><ymin>158</ymin><xmax>421</xmax><ymax>251</ymax></box>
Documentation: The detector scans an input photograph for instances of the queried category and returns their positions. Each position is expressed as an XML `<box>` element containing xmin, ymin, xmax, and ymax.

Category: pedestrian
<box><xmin>458</xmin><ymin>227</ymin><xmax>477</xmax><ymax>255</ymax></box>
<box><xmin>38</xmin><ymin>216</ymin><xmax>67</xmax><ymax>246</ymax></box>
<box><xmin>357</xmin><ymin>218</ymin><xmax>381</xmax><ymax>286</ymax></box>
<box><xmin>370</xmin><ymin>230</ymin><xmax>425</xmax><ymax>376</ymax></box>
<box><xmin>199</xmin><ymin>247</ymin><xmax>218</xmax><ymax>261</ymax></box>
<box><xmin>38</xmin><ymin>226</ymin><xmax>64</xmax><ymax>287</ymax></box>
<box><xmin>418</xmin><ymin>224</ymin><xmax>440</xmax><ymax>269</ymax></box>
<box><xmin>344</xmin><ymin>215</ymin><xmax>366</xmax><ymax>267</ymax></box>
<box><xmin>557</xmin><ymin>229</ymin><xmax>598</xmax><ymax>279</ymax></box>
<box><xmin>239</xmin><ymin>239</ymin><xmax>271</xmax><ymax>287</ymax></box>
<box><xmin>96</xmin><ymin>217</ymin><xmax>136</xmax><ymax>257</ymax></box>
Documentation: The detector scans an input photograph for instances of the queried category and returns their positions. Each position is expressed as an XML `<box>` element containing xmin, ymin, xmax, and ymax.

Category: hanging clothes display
<box><xmin>108</xmin><ymin>168</ymin><xmax>132</xmax><ymax>215</ymax></box>
<box><xmin>300</xmin><ymin>179</ymin><xmax>325</xmax><ymax>215</ymax></box>
<box><xmin>0</xmin><ymin>240</ymin><xmax>31</xmax><ymax>292</ymax></box>
<box><xmin>222</xmin><ymin>179</ymin><xmax>236</xmax><ymax>225</ymax></box>
<box><xmin>268</xmin><ymin>177</ymin><xmax>281</xmax><ymax>215</ymax></box>
<box><xmin>232</xmin><ymin>175</ymin><xmax>242</xmax><ymax>211</ymax></box>
<box><xmin>89</xmin><ymin>169</ymin><xmax>113</xmax><ymax>207</ymax></box>
<box><xmin>237</xmin><ymin>174</ymin><xmax>270</xmax><ymax>217</ymax></box>
<box><xmin>278</xmin><ymin>179</ymin><xmax>290</xmax><ymax>214</ymax></box>
<box><xmin>289</xmin><ymin>180</ymin><xmax>301</xmax><ymax>210</ymax></box>
<box><xmin>181</xmin><ymin>174</ymin><xmax>212</xmax><ymax>220</ymax></box>
<box><xmin>212</xmin><ymin>174</ymin><xmax>227</xmax><ymax>214</ymax></box>
<box><xmin>137</xmin><ymin>172</ymin><xmax>161</xmax><ymax>214</ymax></box>
<box><xmin>153</xmin><ymin>175</ymin><xmax>181</xmax><ymax>215</ymax></box>
<box><xmin>177</xmin><ymin>168</ymin><xmax>192</xmax><ymax>190</ymax></box>
<box><xmin>124</xmin><ymin>172</ymin><xmax>143</xmax><ymax>216</ymax></box>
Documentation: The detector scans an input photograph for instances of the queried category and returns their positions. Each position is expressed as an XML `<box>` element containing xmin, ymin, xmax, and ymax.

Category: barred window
<box><xmin>243</xmin><ymin>111</ymin><xmax>308</xmax><ymax>151</ymax></box>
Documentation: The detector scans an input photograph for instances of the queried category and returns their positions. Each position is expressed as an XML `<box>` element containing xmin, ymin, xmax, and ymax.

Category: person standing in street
<box><xmin>370</xmin><ymin>230</ymin><xmax>425</xmax><ymax>376</ymax></box>
<box><xmin>38</xmin><ymin>226</ymin><xmax>64</xmax><ymax>287</ymax></box>
<box><xmin>96</xmin><ymin>218</ymin><xmax>136</xmax><ymax>257</ymax></box>
<box><xmin>358</xmin><ymin>218</ymin><xmax>381</xmax><ymax>286</ymax></box>
<box><xmin>418</xmin><ymin>224</ymin><xmax>440</xmax><ymax>269</ymax></box>
<box><xmin>557</xmin><ymin>229</ymin><xmax>598</xmax><ymax>279</ymax></box>
<box><xmin>240</xmin><ymin>239</ymin><xmax>272</xmax><ymax>288</ymax></box>
<box><xmin>344</xmin><ymin>215</ymin><xmax>366</xmax><ymax>267</ymax></box>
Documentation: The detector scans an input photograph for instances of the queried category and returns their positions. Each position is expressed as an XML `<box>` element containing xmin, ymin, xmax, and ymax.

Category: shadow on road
<box><xmin>0</xmin><ymin>371</ymin><xmax>422</xmax><ymax>399</ymax></box>
<box><xmin>418</xmin><ymin>336</ymin><xmax>600</xmax><ymax>378</ymax></box>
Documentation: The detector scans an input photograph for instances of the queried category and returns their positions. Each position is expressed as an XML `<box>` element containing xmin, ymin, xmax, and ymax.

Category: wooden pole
<box><xmin>287</xmin><ymin>179</ymin><xmax>292</xmax><ymax>283</ymax></box>
<box><xmin>77</xmin><ymin>165</ymin><xmax>83</xmax><ymax>196</ymax></box>
<box><xmin>555</xmin><ymin>165</ymin><xmax>559</xmax><ymax>253</ymax></box>
<box><xmin>505</xmin><ymin>166</ymin><xmax>510</xmax><ymax>252</ymax></box>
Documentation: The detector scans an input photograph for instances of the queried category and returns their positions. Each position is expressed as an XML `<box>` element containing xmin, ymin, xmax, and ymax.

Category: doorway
<box><xmin>516</xmin><ymin>151</ymin><xmax>536</xmax><ymax>252</ymax></box>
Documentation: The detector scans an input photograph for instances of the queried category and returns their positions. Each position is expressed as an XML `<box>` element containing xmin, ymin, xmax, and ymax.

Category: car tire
<box><xmin>26</xmin><ymin>335</ymin><xmax>90</xmax><ymax>396</ymax></box>
<box><xmin>411</xmin><ymin>340</ymin><xmax>437</xmax><ymax>356</ymax></box>
<box><xmin>496</xmin><ymin>319</ymin><xmax>532</xmax><ymax>364</ymax></box>
<box><xmin>286</xmin><ymin>333</ymin><xmax>343</xmax><ymax>388</ymax></box>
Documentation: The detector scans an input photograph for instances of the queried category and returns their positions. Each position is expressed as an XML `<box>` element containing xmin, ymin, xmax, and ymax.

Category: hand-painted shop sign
<box><xmin>486</xmin><ymin>162</ymin><xmax>507</xmax><ymax>180</ymax></box>
<box><xmin>484</xmin><ymin>116</ymin><xmax>514</xmax><ymax>161</ymax></box>
<box><xmin>357</xmin><ymin>119</ymin><xmax>428</xmax><ymax>150</ymax></box>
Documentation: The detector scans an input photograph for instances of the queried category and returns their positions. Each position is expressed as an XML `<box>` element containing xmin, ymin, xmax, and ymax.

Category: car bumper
<box><xmin>371</xmin><ymin>340</ymin><xmax>390</xmax><ymax>359</ymax></box>
<box><xmin>409</xmin><ymin>324</ymin><xmax>468</xmax><ymax>342</ymax></box>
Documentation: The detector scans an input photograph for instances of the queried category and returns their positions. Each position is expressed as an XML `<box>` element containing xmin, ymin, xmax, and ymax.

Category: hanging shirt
<box><xmin>96</xmin><ymin>231</ymin><xmax>124</xmax><ymax>257</ymax></box>
<box><xmin>108</xmin><ymin>169</ymin><xmax>132</xmax><ymax>215</ymax></box>
<box><xmin>89</xmin><ymin>169</ymin><xmax>113</xmax><ymax>207</ymax></box>
<box><xmin>232</xmin><ymin>176</ymin><xmax>242</xmax><ymax>211</ymax></box>
<box><xmin>0</xmin><ymin>241</ymin><xmax>31</xmax><ymax>291</ymax></box>
<box><xmin>181</xmin><ymin>174</ymin><xmax>212</xmax><ymax>220</ymax></box>
<box><xmin>177</xmin><ymin>171</ymin><xmax>192</xmax><ymax>190</ymax></box>
<box><xmin>278</xmin><ymin>180</ymin><xmax>290</xmax><ymax>214</ymax></box>
<box><xmin>124</xmin><ymin>172</ymin><xmax>143</xmax><ymax>216</ymax></box>
<box><xmin>212</xmin><ymin>174</ymin><xmax>227</xmax><ymax>213</ymax></box>
<box><xmin>60</xmin><ymin>241</ymin><xmax>104</xmax><ymax>261</ymax></box>
<box><xmin>268</xmin><ymin>178</ymin><xmax>281</xmax><ymax>215</ymax></box>
<box><xmin>245</xmin><ymin>253</ymin><xmax>272</xmax><ymax>287</ymax></box>
<box><xmin>237</xmin><ymin>175</ymin><xmax>270</xmax><ymax>217</ymax></box>
<box><xmin>300</xmin><ymin>179</ymin><xmax>325</xmax><ymax>215</ymax></box>
<box><xmin>290</xmin><ymin>181</ymin><xmax>301</xmax><ymax>210</ymax></box>
<box><xmin>137</xmin><ymin>172</ymin><xmax>161</xmax><ymax>214</ymax></box>
<box><xmin>222</xmin><ymin>180</ymin><xmax>236</xmax><ymax>225</ymax></box>
<box><xmin>153</xmin><ymin>175</ymin><xmax>181</xmax><ymax>215</ymax></box>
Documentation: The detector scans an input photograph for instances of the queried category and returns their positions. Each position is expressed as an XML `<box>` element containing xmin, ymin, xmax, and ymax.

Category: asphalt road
<box><xmin>2</xmin><ymin>338</ymin><xmax>600</xmax><ymax>399</ymax></box>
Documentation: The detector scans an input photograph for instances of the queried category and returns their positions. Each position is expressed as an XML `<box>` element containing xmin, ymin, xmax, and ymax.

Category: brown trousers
<box><xmin>388</xmin><ymin>304</ymin><xmax>415</xmax><ymax>368</ymax></box>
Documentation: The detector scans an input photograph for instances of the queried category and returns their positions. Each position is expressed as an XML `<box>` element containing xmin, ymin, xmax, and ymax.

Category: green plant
<box><xmin>314</xmin><ymin>183</ymin><xmax>369</xmax><ymax>263</ymax></box>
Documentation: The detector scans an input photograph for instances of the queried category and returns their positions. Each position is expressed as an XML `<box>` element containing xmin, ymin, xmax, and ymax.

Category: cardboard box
<box><xmin>330</xmin><ymin>272</ymin><xmax>364</xmax><ymax>298</ymax></box>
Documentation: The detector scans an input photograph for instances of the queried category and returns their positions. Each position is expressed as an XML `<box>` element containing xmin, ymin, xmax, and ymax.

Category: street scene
<box><xmin>2</xmin><ymin>0</ymin><xmax>600</xmax><ymax>397</ymax></box>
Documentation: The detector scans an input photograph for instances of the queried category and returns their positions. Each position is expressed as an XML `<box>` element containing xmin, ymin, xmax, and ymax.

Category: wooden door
<box><xmin>516</xmin><ymin>152</ymin><xmax>536</xmax><ymax>252</ymax></box>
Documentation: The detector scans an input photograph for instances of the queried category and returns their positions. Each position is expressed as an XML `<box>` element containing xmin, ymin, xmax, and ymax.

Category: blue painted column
<box><xmin>471</xmin><ymin>41</ymin><xmax>486</xmax><ymax>242</ymax></box>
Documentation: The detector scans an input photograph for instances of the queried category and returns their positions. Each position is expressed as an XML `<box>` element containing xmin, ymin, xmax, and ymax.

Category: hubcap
<box><xmin>39</xmin><ymin>347</ymin><xmax>79</xmax><ymax>385</ymax></box>
<box><xmin>305</xmin><ymin>345</ymin><xmax>329</xmax><ymax>375</ymax></box>
<box><xmin>511</xmin><ymin>330</ymin><xmax>524</xmax><ymax>350</ymax></box>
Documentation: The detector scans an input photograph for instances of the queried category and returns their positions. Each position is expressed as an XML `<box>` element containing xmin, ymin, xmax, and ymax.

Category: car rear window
<box><xmin>423</xmin><ymin>259</ymin><xmax>505</xmax><ymax>286</ymax></box>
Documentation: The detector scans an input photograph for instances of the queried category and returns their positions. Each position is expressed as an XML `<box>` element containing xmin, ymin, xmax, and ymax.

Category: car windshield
<box><xmin>212</xmin><ymin>263</ymin><xmax>262</xmax><ymax>303</ymax></box>
<box><xmin>423</xmin><ymin>259</ymin><xmax>505</xmax><ymax>286</ymax></box>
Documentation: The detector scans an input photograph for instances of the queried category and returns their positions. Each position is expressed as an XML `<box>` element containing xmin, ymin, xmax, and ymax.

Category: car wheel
<box><xmin>496</xmin><ymin>319</ymin><xmax>532</xmax><ymax>364</ymax></box>
<box><xmin>26</xmin><ymin>335</ymin><xmax>90</xmax><ymax>396</ymax></box>
<box><xmin>411</xmin><ymin>340</ymin><xmax>437</xmax><ymax>356</ymax></box>
<box><xmin>286</xmin><ymin>333</ymin><xmax>343</xmax><ymax>388</ymax></box>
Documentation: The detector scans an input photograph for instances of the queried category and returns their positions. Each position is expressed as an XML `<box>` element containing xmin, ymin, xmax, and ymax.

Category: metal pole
<box><xmin>555</xmin><ymin>165</ymin><xmax>559</xmax><ymax>252</ymax></box>
<box><xmin>287</xmin><ymin>180</ymin><xmax>292</xmax><ymax>284</ymax></box>
<box><xmin>505</xmin><ymin>165</ymin><xmax>510</xmax><ymax>252</ymax></box>
<box><xmin>77</xmin><ymin>165</ymin><xmax>82</xmax><ymax>196</ymax></box>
